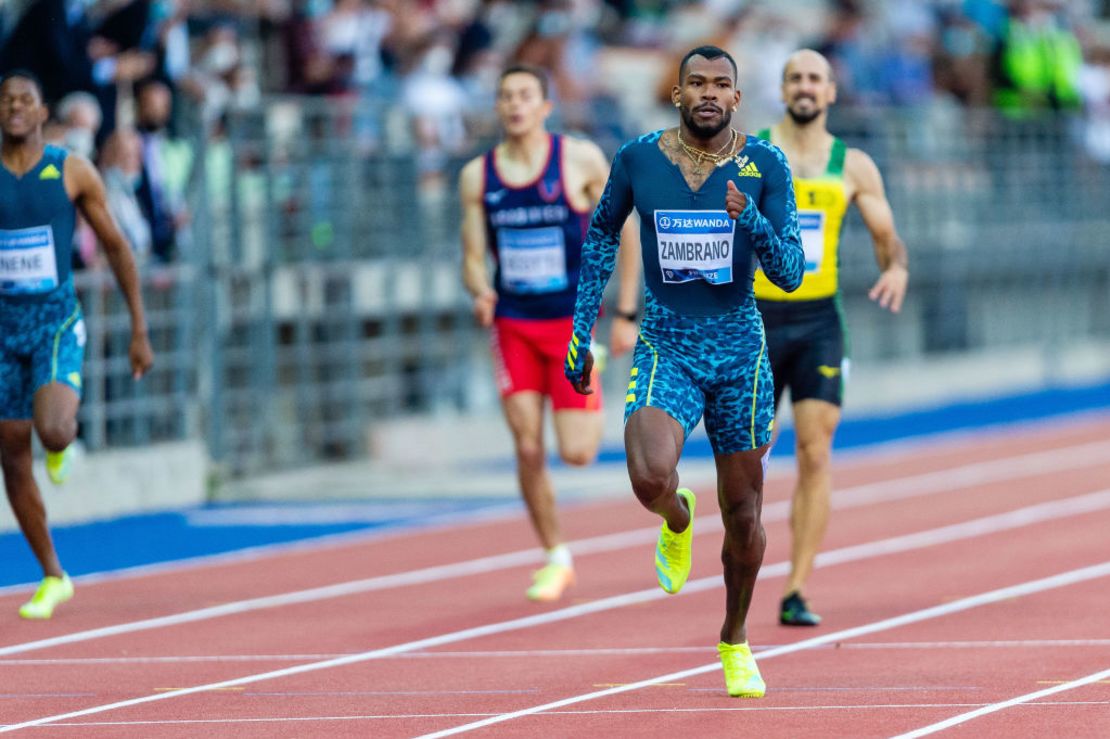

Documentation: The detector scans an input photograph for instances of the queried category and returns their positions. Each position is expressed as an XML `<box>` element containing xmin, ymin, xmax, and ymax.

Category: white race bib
<box><xmin>798</xmin><ymin>210</ymin><xmax>826</xmax><ymax>273</ymax></box>
<box><xmin>0</xmin><ymin>226</ymin><xmax>58</xmax><ymax>295</ymax></box>
<box><xmin>497</xmin><ymin>226</ymin><xmax>568</xmax><ymax>294</ymax></box>
<box><xmin>655</xmin><ymin>210</ymin><xmax>734</xmax><ymax>285</ymax></box>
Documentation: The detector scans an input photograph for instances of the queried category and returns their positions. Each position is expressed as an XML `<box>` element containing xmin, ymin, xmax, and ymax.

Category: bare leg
<box><xmin>0</xmin><ymin>420</ymin><xmax>64</xmax><ymax>578</ymax></box>
<box><xmin>784</xmin><ymin>399</ymin><xmax>840</xmax><ymax>596</ymax></box>
<box><xmin>552</xmin><ymin>408</ymin><xmax>604</xmax><ymax>467</ymax></box>
<box><xmin>502</xmin><ymin>392</ymin><xmax>561</xmax><ymax>549</ymax></box>
<box><xmin>717</xmin><ymin>444</ymin><xmax>769</xmax><ymax>645</ymax></box>
<box><xmin>32</xmin><ymin>383</ymin><xmax>80</xmax><ymax>453</ymax></box>
<box><xmin>624</xmin><ymin>406</ymin><xmax>689</xmax><ymax>532</ymax></box>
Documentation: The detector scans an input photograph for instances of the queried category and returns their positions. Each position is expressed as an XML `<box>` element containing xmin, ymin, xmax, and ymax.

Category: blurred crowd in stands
<box><xmin>1</xmin><ymin>0</ymin><xmax>1109</xmax><ymax>267</ymax></box>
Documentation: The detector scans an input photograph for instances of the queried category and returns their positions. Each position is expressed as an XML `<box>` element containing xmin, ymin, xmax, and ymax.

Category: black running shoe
<box><xmin>780</xmin><ymin>591</ymin><xmax>822</xmax><ymax>626</ymax></box>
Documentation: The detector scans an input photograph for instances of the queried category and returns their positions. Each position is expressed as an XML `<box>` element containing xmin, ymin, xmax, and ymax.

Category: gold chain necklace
<box><xmin>677</xmin><ymin>129</ymin><xmax>737</xmax><ymax>175</ymax></box>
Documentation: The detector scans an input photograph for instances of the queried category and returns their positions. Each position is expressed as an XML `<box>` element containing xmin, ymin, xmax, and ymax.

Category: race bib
<box><xmin>0</xmin><ymin>226</ymin><xmax>58</xmax><ymax>295</ymax></box>
<box><xmin>798</xmin><ymin>210</ymin><xmax>826</xmax><ymax>273</ymax></box>
<box><xmin>655</xmin><ymin>210</ymin><xmax>734</xmax><ymax>285</ymax></box>
<box><xmin>497</xmin><ymin>226</ymin><xmax>568</xmax><ymax>294</ymax></box>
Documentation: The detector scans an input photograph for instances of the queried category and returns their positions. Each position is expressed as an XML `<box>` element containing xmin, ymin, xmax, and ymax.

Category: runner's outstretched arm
<box><xmin>609</xmin><ymin>215</ymin><xmax>642</xmax><ymax>355</ymax></box>
<box><xmin>458</xmin><ymin>156</ymin><xmax>498</xmax><ymax>326</ymax></box>
<box><xmin>565</xmin><ymin>146</ymin><xmax>634</xmax><ymax>393</ymax></box>
<box><xmin>576</xmin><ymin>138</ymin><xmax>642</xmax><ymax>357</ymax></box>
<box><xmin>67</xmin><ymin>153</ymin><xmax>154</xmax><ymax>379</ymax></box>
<box><xmin>848</xmin><ymin>149</ymin><xmax>908</xmax><ymax>313</ymax></box>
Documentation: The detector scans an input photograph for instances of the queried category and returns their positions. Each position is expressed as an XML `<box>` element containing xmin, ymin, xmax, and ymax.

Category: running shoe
<box><xmin>718</xmin><ymin>641</ymin><xmax>766</xmax><ymax>698</ymax></box>
<box><xmin>45</xmin><ymin>446</ymin><xmax>75</xmax><ymax>485</ymax></box>
<box><xmin>526</xmin><ymin>563</ymin><xmax>575</xmax><ymax>602</ymax></box>
<box><xmin>780</xmin><ymin>591</ymin><xmax>822</xmax><ymax>626</ymax></box>
<box><xmin>655</xmin><ymin>488</ymin><xmax>696</xmax><ymax>594</ymax></box>
<box><xmin>18</xmin><ymin>574</ymin><xmax>74</xmax><ymax>619</ymax></box>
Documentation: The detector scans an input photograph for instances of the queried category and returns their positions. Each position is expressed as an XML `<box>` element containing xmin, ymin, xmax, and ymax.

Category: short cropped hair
<box><xmin>499</xmin><ymin>64</ymin><xmax>550</xmax><ymax>99</ymax></box>
<box><xmin>678</xmin><ymin>46</ymin><xmax>738</xmax><ymax>84</ymax></box>
<box><xmin>0</xmin><ymin>69</ymin><xmax>44</xmax><ymax>99</ymax></box>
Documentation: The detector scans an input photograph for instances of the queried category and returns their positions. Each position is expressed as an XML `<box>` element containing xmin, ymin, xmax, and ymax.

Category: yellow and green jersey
<box><xmin>753</xmin><ymin>129</ymin><xmax>849</xmax><ymax>302</ymax></box>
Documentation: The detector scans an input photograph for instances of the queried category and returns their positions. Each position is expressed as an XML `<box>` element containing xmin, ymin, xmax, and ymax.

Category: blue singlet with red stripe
<box><xmin>483</xmin><ymin>134</ymin><xmax>590</xmax><ymax>320</ymax></box>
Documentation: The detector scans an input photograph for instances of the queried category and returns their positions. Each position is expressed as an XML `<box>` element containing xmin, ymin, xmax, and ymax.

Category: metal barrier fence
<box><xmin>74</xmin><ymin>264</ymin><xmax>199</xmax><ymax>452</ymax></box>
<box><xmin>72</xmin><ymin>99</ymin><xmax>1110</xmax><ymax>476</ymax></box>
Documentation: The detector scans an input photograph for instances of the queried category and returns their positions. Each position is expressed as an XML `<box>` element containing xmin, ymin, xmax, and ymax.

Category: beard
<box><xmin>680</xmin><ymin>104</ymin><xmax>733</xmax><ymax>140</ymax></box>
<box><xmin>787</xmin><ymin>100</ymin><xmax>823</xmax><ymax>125</ymax></box>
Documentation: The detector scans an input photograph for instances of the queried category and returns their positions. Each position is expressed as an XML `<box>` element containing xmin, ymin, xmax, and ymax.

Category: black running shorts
<box><xmin>757</xmin><ymin>297</ymin><xmax>846</xmax><ymax>409</ymax></box>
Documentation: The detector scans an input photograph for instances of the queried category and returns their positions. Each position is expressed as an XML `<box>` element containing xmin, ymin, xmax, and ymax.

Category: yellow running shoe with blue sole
<box><xmin>718</xmin><ymin>641</ymin><xmax>766</xmax><ymax>698</ymax></box>
<box><xmin>45</xmin><ymin>446</ymin><xmax>75</xmax><ymax>485</ymax></box>
<box><xmin>526</xmin><ymin>563</ymin><xmax>575</xmax><ymax>602</ymax></box>
<box><xmin>19</xmin><ymin>574</ymin><xmax>74</xmax><ymax>619</ymax></box>
<box><xmin>655</xmin><ymin>488</ymin><xmax>696</xmax><ymax>594</ymax></box>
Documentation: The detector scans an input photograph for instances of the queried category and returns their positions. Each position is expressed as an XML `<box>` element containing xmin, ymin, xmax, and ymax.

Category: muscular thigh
<box><xmin>789</xmin><ymin>322</ymin><xmax>844</xmax><ymax>406</ymax></box>
<box><xmin>623</xmin><ymin>337</ymin><xmax>704</xmax><ymax>441</ymax></box>
<box><xmin>30</xmin><ymin>306</ymin><xmax>86</xmax><ymax>402</ymax></box>
<box><xmin>764</xmin><ymin>302</ymin><xmax>844</xmax><ymax>408</ymax></box>
<box><xmin>1</xmin><ymin>302</ymin><xmax>84</xmax><ymax>421</ymax></box>
<box><xmin>702</xmin><ymin>342</ymin><xmax>775</xmax><ymax>456</ymax></box>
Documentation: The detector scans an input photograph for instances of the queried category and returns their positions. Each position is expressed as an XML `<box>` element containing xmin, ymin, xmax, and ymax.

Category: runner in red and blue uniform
<box><xmin>459</xmin><ymin>65</ymin><xmax>639</xmax><ymax>603</ymax></box>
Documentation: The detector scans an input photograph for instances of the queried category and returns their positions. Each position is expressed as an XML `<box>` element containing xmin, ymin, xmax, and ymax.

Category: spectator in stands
<box><xmin>284</xmin><ymin>0</ymin><xmax>348</xmax><ymax>95</ymax></box>
<box><xmin>0</xmin><ymin>0</ymin><xmax>154</xmax><ymax>136</ymax></box>
<box><xmin>100</xmin><ymin>127</ymin><xmax>153</xmax><ymax>263</ymax></box>
<box><xmin>1079</xmin><ymin>44</ymin><xmax>1110</xmax><ymax>163</ymax></box>
<box><xmin>992</xmin><ymin>0</ymin><xmax>1083</xmax><ymax>115</ymax></box>
<box><xmin>55</xmin><ymin>91</ymin><xmax>103</xmax><ymax>159</ymax></box>
<box><xmin>320</xmin><ymin>0</ymin><xmax>393</xmax><ymax>97</ymax></box>
<box><xmin>180</xmin><ymin>22</ymin><xmax>260</xmax><ymax>127</ymax></box>
<box><xmin>934</xmin><ymin>4</ymin><xmax>994</xmax><ymax>106</ymax></box>
<box><xmin>401</xmin><ymin>33</ymin><xmax>469</xmax><ymax>189</ymax></box>
<box><xmin>135</xmin><ymin>79</ymin><xmax>193</xmax><ymax>263</ymax></box>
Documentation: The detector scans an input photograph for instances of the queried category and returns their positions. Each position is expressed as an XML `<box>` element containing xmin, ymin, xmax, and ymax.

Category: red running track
<box><xmin>2</xmin><ymin>415</ymin><xmax>1110</xmax><ymax>737</ymax></box>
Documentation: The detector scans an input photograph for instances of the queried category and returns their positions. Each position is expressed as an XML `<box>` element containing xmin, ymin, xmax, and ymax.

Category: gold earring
<box><xmin>674</xmin><ymin>101</ymin><xmax>681</xmax><ymax>108</ymax></box>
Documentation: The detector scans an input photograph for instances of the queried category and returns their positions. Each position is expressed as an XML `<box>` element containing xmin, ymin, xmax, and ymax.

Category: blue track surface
<box><xmin>0</xmin><ymin>499</ymin><xmax>513</xmax><ymax>589</ymax></box>
<box><xmin>3</xmin><ymin>380</ymin><xmax>1109</xmax><ymax>590</ymax></box>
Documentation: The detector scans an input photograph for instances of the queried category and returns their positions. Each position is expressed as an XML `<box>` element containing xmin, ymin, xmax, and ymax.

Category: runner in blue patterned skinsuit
<box><xmin>564</xmin><ymin>47</ymin><xmax>804</xmax><ymax>698</ymax></box>
<box><xmin>0</xmin><ymin>71</ymin><xmax>154</xmax><ymax>620</ymax></box>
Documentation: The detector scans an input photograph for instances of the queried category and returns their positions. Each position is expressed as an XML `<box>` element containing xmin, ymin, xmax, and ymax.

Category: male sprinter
<box><xmin>459</xmin><ymin>65</ymin><xmax>639</xmax><ymax>602</ymax></box>
<box><xmin>755</xmin><ymin>49</ymin><xmax>908</xmax><ymax>626</ymax></box>
<box><xmin>566</xmin><ymin>46</ymin><xmax>803</xmax><ymax>697</ymax></box>
<box><xmin>0</xmin><ymin>71</ymin><xmax>154</xmax><ymax>619</ymax></box>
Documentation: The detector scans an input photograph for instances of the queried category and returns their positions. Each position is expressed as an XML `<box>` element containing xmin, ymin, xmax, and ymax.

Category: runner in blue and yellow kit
<box><xmin>565</xmin><ymin>47</ymin><xmax>804</xmax><ymax>697</ymax></box>
<box><xmin>0</xmin><ymin>71</ymin><xmax>154</xmax><ymax>619</ymax></box>
<box><xmin>755</xmin><ymin>50</ymin><xmax>908</xmax><ymax>627</ymax></box>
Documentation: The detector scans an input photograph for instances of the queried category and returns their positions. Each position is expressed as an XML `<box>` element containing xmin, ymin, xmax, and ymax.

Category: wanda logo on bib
<box><xmin>655</xmin><ymin>210</ymin><xmax>735</xmax><ymax>285</ymax></box>
<box><xmin>0</xmin><ymin>226</ymin><xmax>59</xmax><ymax>295</ymax></box>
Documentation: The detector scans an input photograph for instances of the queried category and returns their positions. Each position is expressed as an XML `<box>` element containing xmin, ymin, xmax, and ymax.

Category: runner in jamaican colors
<box><xmin>565</xmin><ymin>46</ymin><xmax>804</xmax><ymax>698</ymax></box>
<box><xmin>755</xmin><ymin>50</ymin><xmax>909</xmax><ymax>627</ymax></box>
<box><xmin>0</xmin><ymin>71</ymin><xmax>154</xmax><ymax>619</ymax></box>
<box><xmin>459</xmin><ymin>65</ymin><xmax>640</xmax><ymax>603</ymax></box>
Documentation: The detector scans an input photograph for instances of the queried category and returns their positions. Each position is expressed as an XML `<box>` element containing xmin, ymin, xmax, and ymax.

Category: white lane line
<box><xmin>891</xmin><ymin>667</ymin><xmax>1110</xmax><ymax>738</ymax></box>
<box><xmin>415</xmin><ymin>560</ymin><xmax>1110</xmax><ymax>738</ymax></box>
<box><xmin>3</xmin><ymin>491</ymin><xmax>1110</xmax><ymax>734</ymax></box>
<box><xmin>6</xmin><ymin>701</ymin><xmax>1110</xmax><ymax>729</ymax></box>
<box><xmin>3</xmin><ymin>434</ymin><xmax>1106</xmax><ymax>604</ymax></box>
<box><xmin>6</xmin><ymin>639</ymin><xmax>1108</xmax><ymax>666</ymax></box>
<box><xmin>5</xmin><ymin>437</ymin><xmax>1109</xmax><ymax>660</ymax></box>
